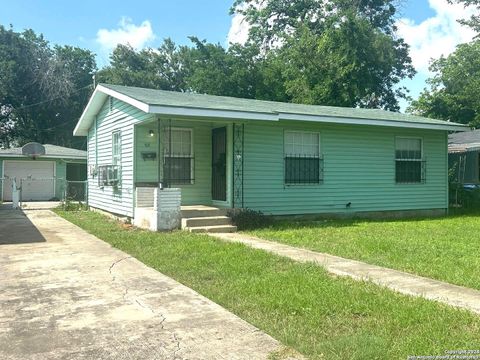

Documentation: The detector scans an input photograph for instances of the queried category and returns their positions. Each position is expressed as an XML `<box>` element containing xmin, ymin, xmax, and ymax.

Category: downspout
<box><xmin>446</xmin><ymin>131</ymin><xmax>449</xmax><ymax>215</ymax></box>
<box><xmin>157</xmin><ymin>117</ymin><xmax>161</xmax><ymax>185</ymax></box>
<box><xmin>95</xmin><ymin>115</ymin><xmax>98</xmax><ymax>168</ymax></box>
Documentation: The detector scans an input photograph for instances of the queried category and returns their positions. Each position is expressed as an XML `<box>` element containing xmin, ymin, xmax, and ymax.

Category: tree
<box><xmin>408</xmin><ymin>40</ymin><xmax>480</xmax><ymax>127</ymax></box>
<box><xmin>230</xmin><ymin>0</ymin><xmax>415</xmax><ymax>110</ymax></box>
<box><xmin>97</xmin><ymin>39</ymin><xmax>189</xmax><ymax>91</ymax></box>
<box><xmin>0</xmin><ymin>25</ymin><xmax>96</xmax><ymax>148</ymax></box>
<box><xmin>98</xmin><ymin>37</ymin><xmax>288</xmax><ymax>101</ymax></box>
<box><xmin>449</xmin><ymin>0</ymin><xmax>480</xmax><ymax>32</ymax></box>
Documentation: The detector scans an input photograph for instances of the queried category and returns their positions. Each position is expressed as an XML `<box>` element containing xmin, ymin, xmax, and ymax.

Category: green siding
<box><xmin>242</xmin><ymin>122</ymin><xmax>448</xmax><ymax>215</ymax></box>
<box><xmin>174</xmin><ymin>121</ymin><xmax>212</xmax><ymax>205</ymax></box>
<box><xmin>85</xmin><ymin>96</ymin><xmax>449</xmax><ymax>217</ymax></box>
<box><xmin>135</xmin><ymin>124</ymin><xmax>159</xmax><ymax>183</ymax></box>
<box><xmin>134</xmin><ymin>120</ymin><xmax>213</xmax><ymax>205</ymax></box>
<box><xmin>87</xmin><ymin>97</ymin><xmax>153</xmax><ymax>217</ymax></box>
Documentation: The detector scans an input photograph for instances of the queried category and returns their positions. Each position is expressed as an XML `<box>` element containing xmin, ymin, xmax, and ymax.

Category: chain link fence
<box><xmin>64</xmin><ymin>180</ymin><xmax>88</xmax><ymax>202</ymax></box>
<box><xmin>0</xmin><ymin>177</ymin><xmax>88</xmax><ymax>204</ymax></box>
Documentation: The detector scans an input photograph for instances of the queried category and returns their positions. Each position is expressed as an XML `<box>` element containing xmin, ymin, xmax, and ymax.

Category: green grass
<box><xmin>246</xmin><ymin>213</ymin><xmax>480</xmax><ymax>291</ymax></box>
<box><xmin>55</xmin><ymin>209</ymin><xmax>480</xmax><ymax>359</ymax></box>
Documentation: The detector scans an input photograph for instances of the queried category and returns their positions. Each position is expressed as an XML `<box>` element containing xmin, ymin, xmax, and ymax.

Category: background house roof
<box><xmin>449</xmin><ymin>129</ymin><xmax>480</xmax><ymax>153</ymax></box>
<box><xmin>0</xmin><ymin>144</ymin><xmax>86</xmax><ymax>160</ymax></box>
<box><xmin>74</xmin><ymin>83</ymin><xmax>469</xmax><ymax>136</ymax></box>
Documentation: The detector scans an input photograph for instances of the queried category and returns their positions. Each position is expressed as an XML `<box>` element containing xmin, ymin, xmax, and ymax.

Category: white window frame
<box><xmin>395</xmin><ymin>136</ymin><xmax>425</xmax><ymax>184</ymax></box>
<box><xmin>284</xmin><ymin>130</ymin><xmax>322</xmax><ymax>185</ymax></box>
<box><xmin>112</xmin><ymin>131</ymin><xmax>121</xmax><ymax>166</ymax></box>
<box><xmin>164</xmin><ymin>127</ymin><xmax>194</xmax><ymax>185</ymax></box>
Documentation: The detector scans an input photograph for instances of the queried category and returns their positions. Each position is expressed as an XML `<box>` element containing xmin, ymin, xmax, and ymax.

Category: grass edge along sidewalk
<box><xmin>55</xmin><ymin>209</ymin><xmax>480</xmax><ymax>360</ymax></box>
<box><xmin>245</xmin><ymin>214</ymin><xmax>480</xmax><ymax>291</ymax></box>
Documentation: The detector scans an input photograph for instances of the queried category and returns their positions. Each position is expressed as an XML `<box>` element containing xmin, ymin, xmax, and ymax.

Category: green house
<box><xmin>0</xmin><ymin>144</ymin><xmax>86</xmax><ymax>201</ymax></box>
<box><xmin>74</xmin><ymin>84</ymin><xmax>467</xmax><ymax>229</ymax></box>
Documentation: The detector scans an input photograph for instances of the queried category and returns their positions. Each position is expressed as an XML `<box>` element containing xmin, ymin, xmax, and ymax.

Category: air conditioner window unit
<box><xmin>97</xmin><ymin>165</ymin><xmax>120</xmax><ymax>187</ymax></box>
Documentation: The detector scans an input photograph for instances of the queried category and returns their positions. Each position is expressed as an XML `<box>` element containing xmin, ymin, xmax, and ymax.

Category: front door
<box><xmin>212</xmin><ymin>127</ymin><xmax>227</xmax><ymax>201</ymax></box>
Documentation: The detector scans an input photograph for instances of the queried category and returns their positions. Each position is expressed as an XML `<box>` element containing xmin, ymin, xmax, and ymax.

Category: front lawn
<box><xmin>55</xmin><ymin>209</ymin><xmax>480</xmax><ymax>360</ymax></box>
<box><xmin>246</xmin><ymin>212</ymin><xmax>480</xmax><ymax>290</ymax></box>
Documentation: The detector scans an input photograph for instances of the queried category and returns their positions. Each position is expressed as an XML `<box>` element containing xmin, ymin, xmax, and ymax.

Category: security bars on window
<box><xmin>284</xmin><ymin>155</ymin><xmax>324</xmax><ymax>184</ymax></box>
<box><xmin>284</xmin><ymin>131</ymin><xmax>323</xmax><ymax>185</ymax></box>
<box><xmin>163</xmin><ymin>128</ymin><xmax>194</xmax><ymax>185</ymax></box>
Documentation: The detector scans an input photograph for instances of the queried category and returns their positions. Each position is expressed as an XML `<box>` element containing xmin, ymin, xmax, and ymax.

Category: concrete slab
<box><xmin>212</xmin><ymin>233</ymin><xmax>480</xmax><ymax>315</ymax></box>
<box><xmin>0</xmin><ymin>209</ymin><xmax>296</xmax><ymax>359</ymax></box>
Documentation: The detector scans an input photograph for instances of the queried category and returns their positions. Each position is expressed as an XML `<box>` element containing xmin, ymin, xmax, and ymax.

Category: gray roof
<box><xmin>449</xmin><ymin>129</ymin><xmax>480</xmax><ymax>153</ymax></box>
<box><xmin>103</xmin><ymin>83</ymin><xmax>466</xmax><ymax>128</ymax></box>
<box><xmin>74</xmin><ymin>83</ymin><xmax>468</xmax><ymax>136</ymax></box>
<box><xmin>0</xmin><ymin>144</ymin><xmax>86</xmax><ymax>160</ymax></box>
<box><xmin>449</xmin><ymin>129</ymin><xmax>480</xmax><ymax>144</ymax></box>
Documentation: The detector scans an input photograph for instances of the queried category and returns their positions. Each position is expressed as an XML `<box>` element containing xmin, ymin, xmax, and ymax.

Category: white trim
<box><xmin>74</xmin><ymin>85</ymin><xmax>150</xmax><ymax>136</ymax></box>
<box><xmin>53</xmin><ymin>161</ymin><xmax>57</xmax><ymax>198</ymax></box>
<box><xmin>100</xmin><ymin>85</ymin><xmax>150</xmax><ymax>113</ymax></box>
<box><xmin>395</xmin><ymin>136</ymin><xmax>424</xmax><ymax>160</ymax></box>
<box><xmin>394</xmin><ymin>136</ymin><xmax>425</xmax><ymax>185</ymax></box>
<box><xmin>149</xmin><ymin>104</ymin><xmax>277</xmax><ymax>121</ymax></box>
<box><xmin>1</xmin><ymin>159</ymin><xmax>5</xmax><ymax>201</ymax></box>
<box><xmin>0</xmin><ymin>154</ymin><xmax>86</xmax><ymax>160</ymax></box>
<box><xmin>74</xmin><ymin>85</ymin><xmax>469</xmax><ymax>138</ymax></box>
<box><xmin>278</xmin><ymin>113</ymin><xmax>468</xmax><ymax>132</ymax></box>
<box><xmin>284</xmin><ymin>130</ymin><xmax>321</xmax><ymax>157</ymax></box>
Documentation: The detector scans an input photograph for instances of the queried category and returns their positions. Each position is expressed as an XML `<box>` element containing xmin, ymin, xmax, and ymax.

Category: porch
<box><xmin>133</xmin><ymin>118</ymin><xmax>245</xmax><ymax>209</ymax></box>
<box><xmin>131</xmin><ymin>118</ymin><xmax>244</xmax><ymax>232</ymax></box>
<box><xmin>133</xmin><ymin>186</ymin><xmax>236</xmax><ymax>232</ymax></box>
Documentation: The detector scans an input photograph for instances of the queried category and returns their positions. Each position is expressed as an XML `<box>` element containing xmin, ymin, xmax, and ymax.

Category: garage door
<box><xmin>3</xmin><ymin>161</ymin><xmax>55</xmax><ymax>201</ymax></box>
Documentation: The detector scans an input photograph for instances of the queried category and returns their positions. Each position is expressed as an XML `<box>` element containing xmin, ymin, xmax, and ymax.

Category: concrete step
<box><xmin>182</xmin><ymin>216</ymin><xmax>232</xmax><ymax>229</ymax></box>
<box><xmin>187</xmin><ymin>225</ymin><xmax>237</xmax><ymax>233</ymax></box>
<box><xmin>181</xmin><ymin>208</ymin><xmax>228</xmax><ymax>218</ymax></box>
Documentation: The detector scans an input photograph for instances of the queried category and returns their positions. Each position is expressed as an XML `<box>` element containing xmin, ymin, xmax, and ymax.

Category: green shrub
<box><xmin>61</xmin><ymin>199</ymin><xmax>88</xmax><ymax>211</ymax></box>
<box><xmin>229</xmin><ymin>208</ymin><xmax>272</xmax><ymax>230</ymax></box>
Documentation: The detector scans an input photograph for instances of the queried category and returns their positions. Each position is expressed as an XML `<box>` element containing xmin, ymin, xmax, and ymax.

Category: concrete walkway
<box><xmin>0</xmin><ymin>208</ymin><xmax>297</xmax><ymax>359</ymax></box>
<box><xmin>211</xmin><ymin>233</ymin><xmax>480</xmax><ymax>315</ymax></box>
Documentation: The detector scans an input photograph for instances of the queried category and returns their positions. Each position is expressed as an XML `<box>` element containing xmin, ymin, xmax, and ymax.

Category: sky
<box><xmin>0</xmin><ymin>0</ymin><xmax>476</xmax><ymax>111</ymax></box>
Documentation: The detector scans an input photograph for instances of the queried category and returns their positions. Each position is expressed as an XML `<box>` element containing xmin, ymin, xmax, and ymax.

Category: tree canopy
<box><xmin>408</xmin><ymin>40</ymin><xmax>480</xmax><ymax>127</ymax></box>
<box><xmin>1</xmin><ymin>0</ymin><xmax>419</xmax><ymax>148</ymax></box>
<box><xmin>100</xmin><ymin>0</ymin><xmax>414</xmax><ymax>111</ymax></box>
<box><xmin>0</xmin><ymin>25</ymin><xmax>96</xmax><ymax>149</ymax></box>
<box><xmin>449</xmin><ymin>0</ymin><xmax>480</xmax><ymax>32</ymax></box>
<box><xmin>229</xmin><ymin>0</ymin><xmax>415</xmax><ymax>110</ymax></box>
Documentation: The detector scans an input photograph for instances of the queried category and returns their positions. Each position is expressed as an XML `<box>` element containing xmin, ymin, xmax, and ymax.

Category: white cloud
<box><xmin>396</xmin><ymin>0</ymin><xmax>476</xmax><ymax>74</ymax></box>
<box><xmin>96</xmin><ymin>17</ymin><xmax>156</xmax><ymax>54</ymax></box>
<box><xmin>228</xmin><ymin>13</ymin><xmax>251</xmax><ymax>45</ymax></box>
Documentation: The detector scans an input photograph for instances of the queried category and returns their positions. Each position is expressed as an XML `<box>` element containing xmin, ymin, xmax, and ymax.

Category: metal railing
<box><xmin>284</xmin><ymin>155</ymin><xmax>324</xmax><ymax>185</ymax></box>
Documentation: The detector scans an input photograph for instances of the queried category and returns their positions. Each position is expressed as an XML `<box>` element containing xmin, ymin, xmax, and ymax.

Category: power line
<box><xmin>12</xmin><ymin>84</ymin><xmax>93</xmax><ymax>111</ymax></box>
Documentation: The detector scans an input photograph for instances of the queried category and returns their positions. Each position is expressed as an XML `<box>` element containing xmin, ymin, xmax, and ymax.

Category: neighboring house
<box><xmin>0</xmin><ymin>144</ymin><xmax>87</xmax><ymax>201</ymax></box>
<box><xmin>74</xmin><ymin>83</ymin><xmax>467</xmax><ymax>227</ymax></box>
<box><xmin>448</xmin><ymin>129</ymin><xmax>480</xmax><ymax>185</ymax></box>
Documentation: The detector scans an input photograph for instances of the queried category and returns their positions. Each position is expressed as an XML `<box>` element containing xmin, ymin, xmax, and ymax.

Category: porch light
<box><xmin>149</xmin><ymin>130</ymin><xmax>155</xmax><ymax>137</ymax></box>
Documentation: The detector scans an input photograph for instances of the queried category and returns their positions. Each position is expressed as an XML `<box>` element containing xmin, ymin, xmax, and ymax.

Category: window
<box><xmin>395</xmin><ymin>137</ymin><xmax>425</xmax><ymax>184</ymax></box>
<box><xmin>284</xmin><ymin>131</ymin><xmax>323</xmax><ymax>184</ymax></box>
<box><xmin>164</xmin><ymin>128</ymin><xmax>194</xmax><ymax>185</ymax></box>
<box><xmin>111</xmin><ymin>131</ymin><xmax>121</xmax><ymax>185</ymax></box>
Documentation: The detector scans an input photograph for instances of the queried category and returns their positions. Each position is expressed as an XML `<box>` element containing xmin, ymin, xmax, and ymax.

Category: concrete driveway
<box><xmin>0</xmin><ymin>205</ymin><xmax>292</xmax><ymax>359</ymax></box>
